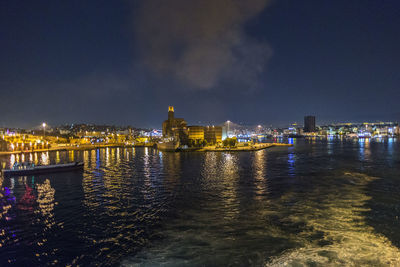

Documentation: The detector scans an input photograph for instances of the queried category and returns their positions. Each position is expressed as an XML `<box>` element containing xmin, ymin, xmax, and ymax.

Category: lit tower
<box><xmin>168</xmin><ymin>106</ymin><xmax>174</xmax><ymax>121</ymax></box>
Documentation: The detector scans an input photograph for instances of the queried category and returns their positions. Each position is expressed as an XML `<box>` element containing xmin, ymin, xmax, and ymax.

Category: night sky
<box><xmin>1</xmin><ymin>0</ymin><xmax>399</xmax><ymax>128</ymax></box>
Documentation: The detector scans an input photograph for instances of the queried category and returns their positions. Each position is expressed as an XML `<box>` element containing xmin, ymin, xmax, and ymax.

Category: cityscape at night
<box><xmin>1</xmin><ymin>0</ymin><xmax>400</xmax><ymax>266</ymax></box>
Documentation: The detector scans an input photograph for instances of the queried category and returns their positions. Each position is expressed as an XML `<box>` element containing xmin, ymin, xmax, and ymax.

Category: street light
<box><xmin>42</xmin><ymin>122</ymin><xmax>47</xmax><ymax>138</ymax></box>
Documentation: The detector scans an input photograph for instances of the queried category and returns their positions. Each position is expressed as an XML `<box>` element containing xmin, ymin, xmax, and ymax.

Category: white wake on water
<box><xmin>267</xmin><ymin>172</ymin><xmax>400</xmax><ymax>266</ymax></box>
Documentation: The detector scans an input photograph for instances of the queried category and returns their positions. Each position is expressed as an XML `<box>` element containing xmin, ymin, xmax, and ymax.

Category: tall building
<box><xmin>304</xmin><ymin>116</ymin><xmax>316</xmax><ymax>132</ymax></box>
<box><xmin>204</xmin><ymin>126</ymin><xmax>222</xmax><ymax>144</ymax></box>
<box><xmin>162</xmin><ymin>106</ymin><xmax>188</xmax><ymax>141</ymax></box>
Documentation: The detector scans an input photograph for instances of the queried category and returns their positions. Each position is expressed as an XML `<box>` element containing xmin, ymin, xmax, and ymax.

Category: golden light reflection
<box><xmin>220</xmin><ymin>153</ymin><xmax>240</xmax><ymax>219</ymax></box>
<box><xmin>35</xmin><ymin>179</ymin><xmax>56</xmax><ymax>229</ymax></box>
<box><xmin>142</xmin><ymin>148</ymin><xmax>153</xmax><ymax>197</ymax></box>
<box><xmin>253</xmin><ymin>150</ymin><xmax>268</xmax><ymax>200</ymax></box>
<box><xmin>41</xmin><ymin>152</ymin><xmax>50</xmax><ymax>165</ymax></box>
<box><xmin>0</xmin><ymin>185</ymin><xmax>12</xmax><ymax>220</ymax></box>
<box><xmin>10</xmin><ymin>154</ymin><xmax>16</xmax><ymax>167</ymax></box>
<box><xmin>105</xmin><ymin>148</ymin><xmax>110</xmax><ymax>166</ymax></box>
<box><xmin>359</xmin><ymin>138</ymin><xmax>372</xmax><ymax>161</ymax></box>
<box><xmin>116</xmin><ymin>147</ymin><xmax>120</xmax><ymax>163</ymax></box>
<box><xmin>56</xmin><ymin>151</ymin><xmax>60</xmax><ymax>164</ymax></box>
<box><xmin>110</xmin><ymin>148</ymin><xmax>116</xmax><ymax>163</ymax></box>
<box><xmin>89</xmin><ymin>150</ymin><xmax>96</xmax><ymax>169</ymax></box>
<box><xmin>68</xmin><ymin>151</ymin><xmax>75</xmax><ymax>162</ymax></box>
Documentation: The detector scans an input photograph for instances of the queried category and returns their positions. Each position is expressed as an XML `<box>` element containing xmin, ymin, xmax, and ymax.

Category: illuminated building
<box><xmin>162</xmin><ymin>106</ymin><xmax>188</xmax><ymax>141</ymax></box>
<box><xmin>304</xmin><ymin>116</ymin><xmax>316</xmax><ymax>132</ymax></box>
<box><xmin>0</xmin><ymin>139</ymin><xmax>7</xmax><ymax>151</ymax></box>
<box><xmin>188</xmin><ymin>126</ymin><xmax>205</xmax><ymax>140</ymax></box>
<box><xmin>205</xmin><ymin>126</ymin><xmax>222</xmax><ymax>144</ymax></box>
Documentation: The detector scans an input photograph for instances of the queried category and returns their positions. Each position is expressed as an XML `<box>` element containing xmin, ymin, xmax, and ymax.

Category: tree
<box><xmin>223</xmin><ymin>137</ymin><xmax>237</xmax><ymax>148</ymax></box>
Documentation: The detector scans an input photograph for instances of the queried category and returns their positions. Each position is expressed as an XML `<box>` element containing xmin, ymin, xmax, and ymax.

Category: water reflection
<box><xmin>359</xmin><ymin>138</ymin><xmax>371</xmax><ymax>162</ymax></box>
<box><xmin>268</xmin><ymin>172</ymin><xmax>400</xmax><ymax>266</ymax></box>
<box><xmin>36</xmin><ymin>179</ymin><xmax>56</xmax><ymax>229</ymax></box>
<box><xmin>55</xmin><ymin>151</ymin><xmax>60</xmax><ymax>164</ymax></box>
<box><xmin>287</xmin><ymin>152</ymin><xmax>296</xmax><ymax>177</ymax></box>
<box><xmin>10</xmin><ymin>154</ymin><xmax>15</xmax><ymax>167</ymax></box>
<box><xmin>0</xmin><ymin>142</ymin><xmax>399</xmax><ymax>266</ymax></box>
<box><xmin>41</xmin><ymin>152</ymin><xmax>50</xmax><ymax>165</ymax></box>
<box><xmin>220</xmin><ymin>153</ymin><xmax>240</xmax><ymax>219</ymax></box>
<box><xmin>3</xmin><ymin>151</ymin><xmax>76</xmax><ymax>169</ymax></box>
<box><xmin>253</xmin><ymin>150</ymin><xmax>268</xmax><ymax>200</ymax></box>
<box><xmin>17</xmin><ymin>184</ymin><xmax>36</xmax><ymax>212</ymax></box>
<box><xmin>0</xmin><ymin>186</ymin><xmax>14</xmax><ymax>221</ymax></box>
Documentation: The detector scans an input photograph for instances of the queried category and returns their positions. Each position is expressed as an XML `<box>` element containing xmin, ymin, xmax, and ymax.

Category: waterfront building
<box><xmin>205</xmin><ymin>126</ymin><xmax>222</xmax><ymax>144</ymax></box>
<box><xmin>304</xmin><ymin>116</ymin><xmax>316</xmax><ymax>132</ymax></box>
<box><xmin>188</xmin><ymin>126</ymin><xmax>205</xmax><ymax>140</ymax></box>
<box><xmin>0</xmin><ymin>139</ymin><xmax>7</xmax><ymax>151</ymax></box>
<box><xmin>162</xmin><ymin>106</ymin><xmax>188</xmax><ymax>142</ymax></box>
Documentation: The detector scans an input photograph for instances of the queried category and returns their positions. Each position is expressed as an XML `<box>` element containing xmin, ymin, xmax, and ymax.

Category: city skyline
<box><xmin>0</xmin><ymin>112</ymin><xmax>399</xmax><ymax>131</ymax></box>
<box><xmin>2</xmin><ymin>1</ymin><xmax>400</xmax><ymax>266</ymax></box>
<box><xmin>1</xmin><ymin>0</ymin><xmax>399</xmax><ymax>128</ymax></box>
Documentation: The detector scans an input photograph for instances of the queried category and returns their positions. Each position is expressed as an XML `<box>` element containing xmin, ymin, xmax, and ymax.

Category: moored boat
<box><xmin>157</xmin><ymin>140</ymin><xmax>179</xmax><ymax>152</ymax></box>
<box><xmin>2</xmin><ymin>162</ymin><xmax>84</xmax><ymax>177</ymax></box>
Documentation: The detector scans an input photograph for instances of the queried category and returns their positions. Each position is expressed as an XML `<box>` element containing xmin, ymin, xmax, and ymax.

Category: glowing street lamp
<box><xmin>257</xmin><ymin>125</ymin><xmax>262</xmax><ymax>133</ymax></box>
<box><xmin>42</xmin><ymin>122</ymin><xmax>47</xmax><ymax>138</ymax></box>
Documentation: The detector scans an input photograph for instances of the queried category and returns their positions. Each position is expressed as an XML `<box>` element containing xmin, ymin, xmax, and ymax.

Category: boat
<box><xmin>157</xmin><ymin>139</ymin><xmax>180</xmax><ymax>152</ymax></box>
<box><xmin>2</xmin><ymin>162</ymin><xmax>84</xmax><ymax>177</ymax></box>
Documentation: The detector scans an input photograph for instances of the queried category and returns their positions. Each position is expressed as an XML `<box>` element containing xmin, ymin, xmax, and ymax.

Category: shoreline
<box><xmin>0</xmin><ymin>143</ymin><xmax>155</xmax><ymax>156</ymax></box>
<box><xmin>175</xmin><ymin>143</ymin><xmax>292</xmax><ymax>152</ymax></box>
<box><xmin>0</xmin><ymin>143</ymin><xmax>292</xmax><ymax>156</ymax></box>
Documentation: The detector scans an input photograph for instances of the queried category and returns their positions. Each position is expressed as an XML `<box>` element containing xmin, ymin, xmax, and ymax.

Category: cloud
<box><xmin>133</xmin><ymin>0</ymin><xmax>272</xmax><ymax>90</ymax></box>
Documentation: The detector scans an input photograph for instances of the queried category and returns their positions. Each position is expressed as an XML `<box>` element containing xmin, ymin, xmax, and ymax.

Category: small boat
<box><xmin>2</xmin><ymin>162</ymin><xmax>84</xmax><ymax>177</ymax></box>
<box><xmin>157</xmin><ymin>139</ymin><xmax>180</xmax><ymax>152</ymax></box>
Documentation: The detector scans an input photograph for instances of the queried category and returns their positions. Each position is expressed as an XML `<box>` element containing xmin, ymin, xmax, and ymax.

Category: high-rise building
<box><xmin>304</xmin><ymin>116</ymin><xmax>316</xmax><ymax>132</ymax></box>
<box><xmin>162</xmin><ymin>106</ymin><xmax>188</xmax><ymax>141</ymax></box>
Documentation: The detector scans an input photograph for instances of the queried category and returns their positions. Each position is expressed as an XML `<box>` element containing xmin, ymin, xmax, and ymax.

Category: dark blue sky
<box><xmin>1</xmin><ymin>0</ymin><xmax>399</xmax><ymax>128</ymax></box>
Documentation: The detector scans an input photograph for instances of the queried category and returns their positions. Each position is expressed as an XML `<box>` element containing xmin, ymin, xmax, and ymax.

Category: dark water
<box><xmin>1</xmin><ymin>138</ymin><xmax>400</xmax><ymax>266</ymax></box>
